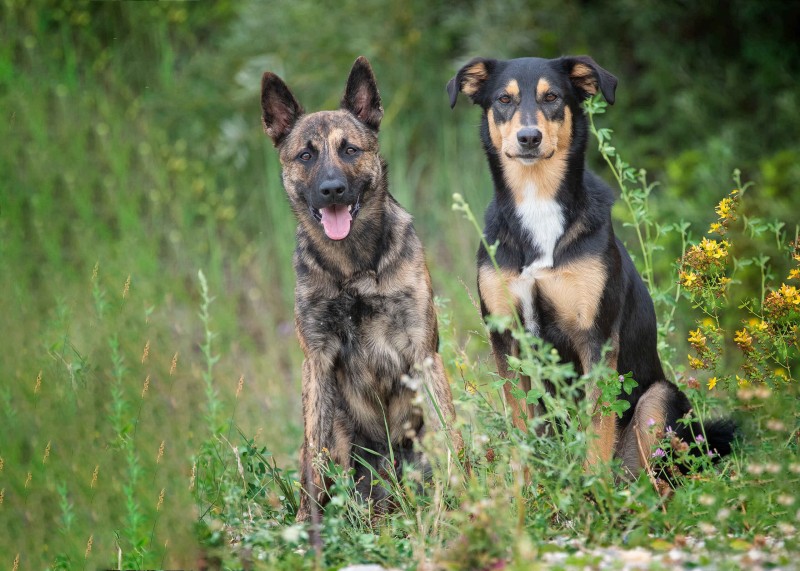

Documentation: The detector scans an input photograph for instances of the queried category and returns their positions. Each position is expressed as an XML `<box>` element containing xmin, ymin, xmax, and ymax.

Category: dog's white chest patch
<box><xmin>516</xmin><ymin>183</ymin><xmax>565</xmax><ymax>269</ymax></box>
<box><xmin>511</xmin><ymin>183</ymin><xmax>565</xmax><ymax>335</ymax></box>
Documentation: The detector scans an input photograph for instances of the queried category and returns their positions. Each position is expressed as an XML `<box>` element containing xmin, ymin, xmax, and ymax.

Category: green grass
<box><xmin>1</xmin><ymin>2</ymin><xmax>799</xmax><ymax>569</ymax></box>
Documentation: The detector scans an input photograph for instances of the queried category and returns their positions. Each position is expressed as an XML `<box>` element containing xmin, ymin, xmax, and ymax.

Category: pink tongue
<box><xmin>319</xmin><ymin>204</ymin><xmax>352</xmax><ymax>240</ymax></box>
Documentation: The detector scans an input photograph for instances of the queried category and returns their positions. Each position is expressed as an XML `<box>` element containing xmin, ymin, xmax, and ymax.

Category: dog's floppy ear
<box><xmin>341</xmin><ymin>56</ymin><xmax>384</xmax><ymax>131</ymax></box>
<box><xmin>261</xmin><ymin>72</ymin><xmax>304</xmax><ymax>146</ymax></box>
<box><xmin>561</xmin><ymin>56</ymin><xmax>617</xmax><ymax>104</ymax></box>
<box><xmin>446</xmin><ymin>57</ymin><xmax>496</xmax><ymax>108</ymax></box>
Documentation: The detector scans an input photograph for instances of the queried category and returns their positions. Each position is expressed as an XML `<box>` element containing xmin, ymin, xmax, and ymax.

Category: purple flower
<box><xmin>652</xmin><ymin>448</ymin><xmax>666</xmax><ymax>458</ymax></box>
<box><xmin>708</xmin><ymin>450</ymin><xmax>716</xmax><ymax>458</ymax></box>
<box><xmin>695</xmin><ymin>434</ymin><xmax>705</xmax><ymax>443</ymax></box>
<box><xmin>647</xmin><ymin>418</ymin><xmax>656</xmax><ymax>427</ymax></box>
<box><xmin>619</xmin><ymin>375</ymin><xmax>625</xmax><ymax>382</ymax></box>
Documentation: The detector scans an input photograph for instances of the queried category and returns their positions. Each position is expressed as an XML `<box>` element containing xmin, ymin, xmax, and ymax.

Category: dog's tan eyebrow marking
<box><xmin>536</xmin><ymin>78</ymin><xmax>551</xmax><ymax>98</ymax></box>
<box><xmin>505</xmin><ymin>79</ymin><xmax>520</xmax><ymax>97</ymax></box>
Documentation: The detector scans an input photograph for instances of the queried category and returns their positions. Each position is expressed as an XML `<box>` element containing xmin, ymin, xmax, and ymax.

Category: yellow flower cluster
<box><xmin>765</xmin><ymin>283</ymin><xmax>800</xmax><ymax>318</ymax></box>
<box><xmin>688</xmin><ymin>328</ymin><xmax>706</xmax><ymax>347</ymax></box>
<box><xmin>687</xmin><ymin>326</ymin><xmax>717</xmax><ymax>372</ymax></box>
<box><xmin>778</xmin><ymin>284</ymin><xmax>800</xmax><ymax>304</ymax></box>
<box><xmin>715</xmin><ymin>196</ymin><xmax>735</xmax><ymax>219</ymax></box>
<box><xmin>683</xmin><ymin>238</ymin><xmax>729</xmax><ymax>270</ymax></box>
<box><xmin>700</xmin><ymin>237</ymin><xmax>730</xmax><ymax>260</ymax></box>
<box><xmin>688</xmin><ymin>354</ymin><xmax>705</xmax><ymax>369</ymax></box>
<box><xmin>734</xmin><ymin>328</ymin><xmax>753</xmax><ymax>351</ymax></box>
<box><xmin>707</xmin><ymin>190</ymin><xmax>739</xmax><ymax>236</ymax></box>
<box><xmin>680</xmin><ymin>237</ymin><xmax>732</xmax><ymax>296</ymax></box>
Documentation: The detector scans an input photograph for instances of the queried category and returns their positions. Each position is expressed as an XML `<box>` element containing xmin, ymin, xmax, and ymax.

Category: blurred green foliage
<box><xmin>1</xmin><ymin>0</ymin><xmax>798</xmax><ymax>567</ymax></box>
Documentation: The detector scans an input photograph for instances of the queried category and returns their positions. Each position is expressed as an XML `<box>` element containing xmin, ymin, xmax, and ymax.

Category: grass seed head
<box><xmin>34</xmin><ymin>371</ymin><xmax>42</xmax><ymax>395</ymax></box>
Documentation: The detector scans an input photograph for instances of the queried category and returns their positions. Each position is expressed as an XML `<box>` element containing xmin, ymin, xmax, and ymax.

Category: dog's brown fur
<box><xmin>262</xmin><ymin>57</ymin><xmax>459</xmax><ymax>521</ymax></box>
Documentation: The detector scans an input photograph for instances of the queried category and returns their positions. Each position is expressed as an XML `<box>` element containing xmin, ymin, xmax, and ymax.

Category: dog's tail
<box><xmin>674</xmin><ymin>416</ymin><xmax>738</xmax><ymax>460</ymax></box>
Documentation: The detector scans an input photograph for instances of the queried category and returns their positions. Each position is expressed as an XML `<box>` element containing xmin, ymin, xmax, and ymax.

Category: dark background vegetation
<box><xmin>1</xmin><ymin>0</ymin><xmax>798</xmax><ymax>567</ymax></box>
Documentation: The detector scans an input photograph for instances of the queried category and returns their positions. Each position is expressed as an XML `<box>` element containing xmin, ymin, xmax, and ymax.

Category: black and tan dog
<box><xmin>262</xmin><ymin>57</ymin><xmax>459</xmax><ymax>521</ymax></box>
<box><xmin>447</xmin><ymin>55</ymin><xmax>734</xmax><ymax>473</ymax></box>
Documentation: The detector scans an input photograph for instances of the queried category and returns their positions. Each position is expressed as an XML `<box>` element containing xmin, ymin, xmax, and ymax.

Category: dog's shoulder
<box><xmin>582</xmin><ymin>169</ymin><xmax>615</xmax><ymax>215</ymax></box>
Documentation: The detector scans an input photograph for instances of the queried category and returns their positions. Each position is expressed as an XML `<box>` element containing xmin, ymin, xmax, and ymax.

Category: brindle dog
<box><xmin>261</xmin><ymin>57</ymin><xmax>459</xmax><ymax>522</ymax></box>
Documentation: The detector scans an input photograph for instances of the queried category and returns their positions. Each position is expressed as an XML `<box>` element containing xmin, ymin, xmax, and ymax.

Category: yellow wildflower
<box><xmin>688</xmin><ymin>355</ymin><xmax>705</xmax><ymax>369</ymax></box>
<box><xmin>707</xmin><ymin>377</ymin><xmax>718</xmax><ymax>390</ymax></box>
<box><xmin>699</xmin><ymin>238</ymin><xmax>729</xmax><ymax>260</ymax></box>
<box><xmin>778</xmin><ymin>284</ymin><xmax>800</xmax><ymax>305</ymax></box>
<box><xmin>734</xmin><ymin>328</ymin><xmax>753</xmax><ymax>350</ymax></box>
<box><xmin>715</xmin><ymin>196</ymin><xmax>737</xmax><ymax>220</ymax></box>
<box><xmin>736</xmin><ymin>375</ymin><xmax>750</xmax><ymax>388</ymax></box>
<box><xmin>680</xmin><ymin>271</ymin><xmax>699</xmax><ymax>288</ymax></box>
<box><xmin>716</xmin><ymin>198</ymin><xmax>731</xmax><ymax>218</ymax></box>
<box><xmin>774</xmin><ymin>368</ymin><xmax>788</xmax><ymax>379</ymax></box>
<box><xmin>789</xmin><ymin>269</ymin><xmax>800</xmax><ymax>281</ymax></box>
<box><xmin>688</xmin><ymin>328</ymin><xmax>706</xmax><ymax>346</ymax></box>
<box><xmin>708</xmin><ymin>222</ymin><xmax>722</xmax><ymax>234</ymax></box>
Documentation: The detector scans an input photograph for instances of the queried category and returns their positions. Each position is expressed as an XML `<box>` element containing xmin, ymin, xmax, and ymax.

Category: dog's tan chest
<box><xmin>478</xmin><ymin>255</ymin><xmax>607</xmax><ymax>338</ymax></box>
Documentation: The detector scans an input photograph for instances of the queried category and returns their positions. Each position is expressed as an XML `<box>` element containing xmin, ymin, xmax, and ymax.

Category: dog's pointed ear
<box><xmin>341</xmin><ymin>56</ymin><xmax>383</xmax><ymax>131</ymax></box>
<box><xmin>446</xmin><ymin>57</ymin><xmax>496</xmax><ymax>109</ymax></box>
<box><xmin>261</xmin><ymin>72</ymin><xmax>304</xmax><ymax>146</ymax></box>
<box><xmin>561</xmin><ymin>56</ymin><xmax>617</xmax><ymax>104</ymax></box>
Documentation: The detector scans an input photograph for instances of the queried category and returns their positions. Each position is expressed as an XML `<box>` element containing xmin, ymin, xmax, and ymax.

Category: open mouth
<box><xmin>309</xmin><ymin>196</ymin><xmax>361</xmax><ymax>241</ymax></box>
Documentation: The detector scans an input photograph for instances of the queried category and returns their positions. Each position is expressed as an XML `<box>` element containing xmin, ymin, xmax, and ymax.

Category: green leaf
<box><xmin>525</xmin><ymin>388</ymin><xmax>544</xmax><ymax>403</ymax></box>
<box><xmin>610</xmin><ymin>400</ymin><xmax>631</xmax><ymax>416</ymax></box>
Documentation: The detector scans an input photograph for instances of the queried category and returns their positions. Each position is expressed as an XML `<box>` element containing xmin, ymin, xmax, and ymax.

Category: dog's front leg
<box><xmin>416</xmin><ymin>353</ymin><xmax>463</xmax><ymax>452</ymax></box>
<box><xmin>582</xmin><ymin>340</ymin><xmax>619</xmax><ymax>468</ymax></box>
<box><xmin>488</xmin><ymin>329</ymin><xmax>531</xmax><ymax>433</ymax></box>
<box><xmin>297</xmin><ymin>358</ymin><xmax>351</xmax><ymax>522</ymax></box>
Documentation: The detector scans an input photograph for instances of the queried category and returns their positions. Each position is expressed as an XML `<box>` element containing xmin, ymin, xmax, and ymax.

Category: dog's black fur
<box><xmin>448</xmin><ymin>55</ymin><xmax>734</xmax><ymax>472</ymax></box>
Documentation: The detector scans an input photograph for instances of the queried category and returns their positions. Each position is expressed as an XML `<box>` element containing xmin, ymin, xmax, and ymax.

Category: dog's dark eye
<box><xmin>345</xmin><ymin>146</ymin><xmax>359</xmax><ymax>156</ymax></box>
<box><xmin>498</xmin><ymin>95</ymin><xmax>511</xmax><ymax>104</ymax></box>
<box><xmin>543</xmin><ymin>92</ymin><xmax>558</xmax><ymax>103</ymax></box>
<box><xmin>298</xmin><ymin>151</ymin><xmax>312</xmax><ymax>162</ymax></box>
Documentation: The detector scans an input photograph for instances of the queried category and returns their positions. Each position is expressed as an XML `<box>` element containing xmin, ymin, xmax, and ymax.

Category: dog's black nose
<box><xmin>517</xmin><ymin>128</ymin><xmax>542</xmax><ymax>149</ymax></box>
<box><xmin>319</xmin><ymin>179</ymin><xmax>347</xmax><ymax>198</ymax></box>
